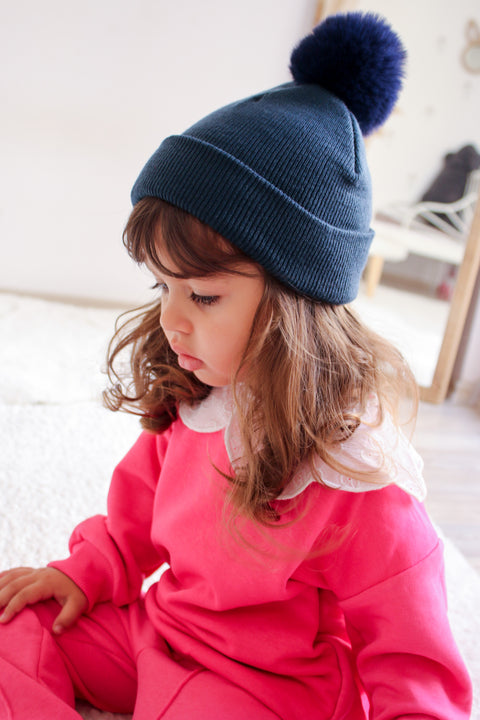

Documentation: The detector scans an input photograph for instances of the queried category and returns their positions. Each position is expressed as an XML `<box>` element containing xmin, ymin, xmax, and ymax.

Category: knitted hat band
<box><xmin>132</xmin><ymin>133</ymin><xmax>374</xmax><ymax>304</ymax></box>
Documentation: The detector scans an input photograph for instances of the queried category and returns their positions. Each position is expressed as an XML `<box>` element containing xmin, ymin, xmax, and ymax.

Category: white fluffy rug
<box><xmin>1</xmin><ymin>292</ymin><xmax>479</xmax><ymax>719</ymax></box>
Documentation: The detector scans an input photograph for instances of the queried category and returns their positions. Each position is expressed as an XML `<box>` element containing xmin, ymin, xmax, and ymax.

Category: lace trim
<box><xmin>178</xmin><ymin>389</ymin><xmax>426</xmax><ymax>501</ymax></box>
<box><xmin>279</xmin><ymin>412</ymin><xmax>425</xmax><ymax>501</ymax></box>
<box><xmin>179</xmin><ymin>386</ymin><xmax>233</xmax><ymax>433</ymax></box>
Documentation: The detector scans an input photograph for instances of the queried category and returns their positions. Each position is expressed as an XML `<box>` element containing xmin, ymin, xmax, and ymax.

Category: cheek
<box><xmin>223</xmin><ymin>312</ymin><xmax>257</xmax><ymax>362</ymax></box>
<box><xmin>203</xmin><ymin>322</ymin><xmax>248</xmax><ymax>372</ymax></box>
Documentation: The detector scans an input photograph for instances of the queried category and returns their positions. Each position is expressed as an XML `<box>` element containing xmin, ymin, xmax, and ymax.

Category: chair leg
<box><xmin>364</xmin><ymin>255</ymin><xmax>385</xmax><ymax>297</ymax></box>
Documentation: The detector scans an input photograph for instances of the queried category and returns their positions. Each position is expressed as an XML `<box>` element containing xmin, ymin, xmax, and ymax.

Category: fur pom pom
<box><xmin>290</xmin><ymin>12</ymin><xmax>406</xmax><ymax>135</ymax></box>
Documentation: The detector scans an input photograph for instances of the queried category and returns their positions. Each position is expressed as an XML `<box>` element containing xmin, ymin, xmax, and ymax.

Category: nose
<box><xmin>159</xmin><ymin>293</ymin><xmax>193</xmax><ymax>335</ymax></box>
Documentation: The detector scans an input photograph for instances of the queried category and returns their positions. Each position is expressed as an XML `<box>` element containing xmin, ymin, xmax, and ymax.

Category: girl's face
<box><xmin>149</xmin><ymin>245</ymin><xmax>265</xmax><ymax>387</ymax></box>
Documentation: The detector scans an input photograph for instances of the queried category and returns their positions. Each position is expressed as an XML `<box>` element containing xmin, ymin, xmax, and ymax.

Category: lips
<box><xmin>171</xmin><ymin>345</ymin><xmax>203</xmax><ymax>372</ymax></box>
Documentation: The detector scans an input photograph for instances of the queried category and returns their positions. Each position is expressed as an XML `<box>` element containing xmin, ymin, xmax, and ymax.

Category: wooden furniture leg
<box><xmin>364</xmin><ymin>255</ymin><xmax>384</xmax><ymax>297</ymax></box>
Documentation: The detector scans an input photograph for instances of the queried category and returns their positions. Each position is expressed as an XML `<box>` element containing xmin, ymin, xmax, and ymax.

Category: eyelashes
<box><xmin>150</xmin><ymin>282</ymin><xmax>219</xmax><ymax>306</ymax></box>
<box><xmin>191</xmin><ymin>293</ymin><xmax>220</xmax><ymax>306</ymax></box>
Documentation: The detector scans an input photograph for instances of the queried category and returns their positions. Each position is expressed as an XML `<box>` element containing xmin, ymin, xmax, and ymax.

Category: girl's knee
<box><xmin>0</xmin><ymin>600</ymin><xmax>137</xmax><ymax>713</ymax></box>
<box><xmin>0</xmin><ymin>602</ymin><xmax>76</xmax><ymax>707</ymax></box>
<box><xmin>0</xmin><ymin>598</ymin><xmax>60</xmax><ymax>651</ymax></box>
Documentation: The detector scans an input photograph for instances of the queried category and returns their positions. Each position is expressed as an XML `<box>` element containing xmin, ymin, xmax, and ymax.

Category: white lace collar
<box><xmin>179</xmin><ymin>386</ymin><xmax>234</xmax><ymax>433</ymax></box>
<box><xmin>179</xmin><ymin>388</ymin><xmax>426</xmax><ymax>502</ymax></box>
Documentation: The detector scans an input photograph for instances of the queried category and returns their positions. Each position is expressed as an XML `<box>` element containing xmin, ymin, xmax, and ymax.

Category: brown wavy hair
<box><xmin>105</xmin><ymin>197</ymin><xmax>418</xmax><ymax>523</ymax></box>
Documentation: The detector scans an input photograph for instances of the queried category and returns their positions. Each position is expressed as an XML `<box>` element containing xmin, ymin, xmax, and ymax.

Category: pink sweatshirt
<box><xmin>51</xmin><ymin>388</ymin><xmax>472</xmax><ymax>719</ymax></box>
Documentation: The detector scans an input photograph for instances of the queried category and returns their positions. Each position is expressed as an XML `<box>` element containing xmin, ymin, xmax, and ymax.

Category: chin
<box><xmin>193</xmin><ymin>368</ymin><xmax>230</xmax><ymax>388</ymax></box>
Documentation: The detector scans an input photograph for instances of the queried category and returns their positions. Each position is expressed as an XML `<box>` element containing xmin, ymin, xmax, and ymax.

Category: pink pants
<box><xmin>0</xmin><ymin>599</ymin><xmax>279</xmax><ymax>720</ymax></box>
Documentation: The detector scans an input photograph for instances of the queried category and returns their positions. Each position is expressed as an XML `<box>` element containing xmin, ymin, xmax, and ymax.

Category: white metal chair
<box><xmin>364</xmin><ymin>169</ymin><xmax>480</xmax><ymax>297</ymax></box>
<box><xmin>378</xmin><ymin>169</ymin><xmax>480</xmax><ymax>240</ymax></box>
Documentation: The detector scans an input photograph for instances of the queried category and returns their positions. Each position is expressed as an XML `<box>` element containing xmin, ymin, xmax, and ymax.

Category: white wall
<box><xmin>1</xmin><ymin>0</ymin><xmax>479</xmax><ymax>386</ymax></box>
<box><xmin>363</xmin><ymin>0</ymin><xmax>480</xmax><ymax>210</ymax></box>
<box><xmin>0</xmin><ymin>0</ymin><xmax>315</xmax><ymax>306</ymax></box>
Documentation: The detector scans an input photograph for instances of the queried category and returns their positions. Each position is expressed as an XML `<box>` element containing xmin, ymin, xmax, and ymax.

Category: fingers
<box><xmin>0</xmin><ymin>567</ymin><xmax>36</xmax><ymax>621</ymax></box>
<box><xmin>0</xmin><ymin>567</ymin><xmax>88</xmax><ymax>631</ymax></box>
<box><xmin>53</xmin><ymin>593</ymin><xmax>88</xmax><ymax>635</ymax></box>
<box><xmin>0</xmin><ymin>568</ymin><xmax>51</xmax><ymax>624</ymax></box>
<box><xmin>0</xmin><ymin>567</ymin><xmax>34</xmax><ymax>587</ymax></box>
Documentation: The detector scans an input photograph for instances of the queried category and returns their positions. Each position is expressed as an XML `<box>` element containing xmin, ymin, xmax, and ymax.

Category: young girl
<box><xmin>0</xmin><ymin>12</ymin><xmax>472</xmax><ymax>720</ymax></box>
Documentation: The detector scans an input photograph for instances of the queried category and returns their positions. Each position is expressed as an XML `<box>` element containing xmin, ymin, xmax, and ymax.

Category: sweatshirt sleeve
<box><xmin>340</xmin><ymin>542</ymin><xmax>472</xmax><ymax>719</ymax></box>
<box><xmin>315</xmin><ymin>485</ymin><xmax>472</xmax><ymax>719</ymax></box>
<box><xmin>49</xmin><ymin>429</ymin><xmax>171</xmax><ymax>610</ymax></box>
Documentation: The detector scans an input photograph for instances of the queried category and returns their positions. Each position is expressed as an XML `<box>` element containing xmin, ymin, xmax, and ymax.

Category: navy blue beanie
<box><xmin>131</xmin><ymin>12</ymin><xmax>406</xmax><ymax>304</ymax></box>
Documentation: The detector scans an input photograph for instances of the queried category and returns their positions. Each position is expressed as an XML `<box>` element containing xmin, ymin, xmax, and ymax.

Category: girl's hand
<box><xmin>0</xmin><ymin>567</ymin><xmax>88</xmax><ymax>634</ymax></box>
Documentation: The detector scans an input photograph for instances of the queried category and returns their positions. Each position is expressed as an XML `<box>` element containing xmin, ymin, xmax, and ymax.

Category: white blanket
<box><xmin>1</xmin><ymin>292</ymin><xmax>478</xmax><ymax>719</ymax></box>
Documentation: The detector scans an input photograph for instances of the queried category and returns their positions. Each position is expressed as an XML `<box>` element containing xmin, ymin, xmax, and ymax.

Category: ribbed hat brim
<box><xmin>131</xmin><ymin>134</ymin><xmax>373</xmax><ymax>304</ymax></box>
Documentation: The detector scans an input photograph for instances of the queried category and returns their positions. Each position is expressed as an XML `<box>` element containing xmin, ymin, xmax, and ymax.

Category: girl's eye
<box><xmin>191</xmin><ymin>292</ymin><xmax>220</xmax><ymax>306</ymax></box>
<box><xmin>150</xmin><ymin>283</ymin><xmax>218</xmax><ymax>306</ymax></box>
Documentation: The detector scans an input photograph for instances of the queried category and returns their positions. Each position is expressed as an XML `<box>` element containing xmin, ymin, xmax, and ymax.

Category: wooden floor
<box><xmin>414</xmin><ymin>399</ymin><xmax>480</xmax><ymax>573</ymax></box>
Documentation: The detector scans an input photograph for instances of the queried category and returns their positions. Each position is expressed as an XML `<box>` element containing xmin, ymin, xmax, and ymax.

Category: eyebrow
<box><xmin>150</xmin><ymin>266</ymin><xmax>235</xmax><ymax>284</ymax></box>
